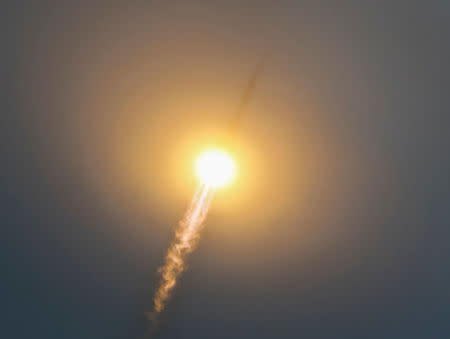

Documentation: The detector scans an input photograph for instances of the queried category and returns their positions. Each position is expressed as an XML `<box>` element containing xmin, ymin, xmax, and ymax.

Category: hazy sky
<box><xmin>2</xmin><ymin>1</ymin><xmax>449</xmax><ymax>338</ymax></box>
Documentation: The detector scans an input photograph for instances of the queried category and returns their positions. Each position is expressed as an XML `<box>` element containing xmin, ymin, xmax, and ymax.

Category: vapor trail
<box><xmin>149</xmin><ymin>183</ymin><xmax>214</xmax><ymax>324</ymax></box>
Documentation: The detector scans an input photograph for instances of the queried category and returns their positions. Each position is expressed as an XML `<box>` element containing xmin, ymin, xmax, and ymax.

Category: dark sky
<box><xmin>2</xmin><ymin>1</ymin><xmax>450</xmax><ymax>338</ymax></box>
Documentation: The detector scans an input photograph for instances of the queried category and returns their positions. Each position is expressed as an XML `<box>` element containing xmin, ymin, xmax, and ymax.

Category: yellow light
<box><xmin>195</xmin><ymin>149</ymin><xmax>236</xmax><ymax>188</ymax></box>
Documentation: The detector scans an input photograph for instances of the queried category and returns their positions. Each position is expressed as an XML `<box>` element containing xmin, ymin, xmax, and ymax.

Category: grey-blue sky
<box><xmin>2</xmin><ymin>1</ymin><xmax>449</xmax><ymax>338</ymax></box>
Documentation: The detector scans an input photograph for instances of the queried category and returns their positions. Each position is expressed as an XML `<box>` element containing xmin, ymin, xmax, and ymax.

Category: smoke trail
<box><xmin>149</xmin><ymin>183</ymin><xmax>214</xmax><ymax>325</ymax></box>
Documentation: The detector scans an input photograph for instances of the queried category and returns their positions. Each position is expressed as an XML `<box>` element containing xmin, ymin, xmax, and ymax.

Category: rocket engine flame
<box><xmin>196</xmin><ymin>149</ymin><xmax>236</xmax><ymax>188</ymax></box>
<box><xmin>149</xmin><ymin>183</ymin><xmax>214</xmax><ymax>323</ymax></box>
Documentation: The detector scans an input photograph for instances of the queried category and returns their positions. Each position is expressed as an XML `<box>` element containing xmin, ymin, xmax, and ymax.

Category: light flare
<box><xmin>195</xmin><ymin>149</ymin><xmax>236</xmax><ymax>188</ymax></box>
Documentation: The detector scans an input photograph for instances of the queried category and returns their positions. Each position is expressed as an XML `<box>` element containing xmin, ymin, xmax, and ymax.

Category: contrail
<box><xmin>147</xmin><ymin>64</ymin><xmax>263</xmax><ymax>330</ymax></box>
<box><xmin>149</xmin><ymin>183</ymin><xmax>214</xmax><ymax>325</ymax></box>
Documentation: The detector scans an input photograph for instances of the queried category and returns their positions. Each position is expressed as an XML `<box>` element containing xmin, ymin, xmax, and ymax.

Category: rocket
<box><xmin>219</xmin><ymin>63</ymin><xmax>264</xmax><ymax>150</ymax></box>
<box><xmin>228</xmin><ymin>63</ymin><xmax>264</xmax><ymax>135</ymax></box>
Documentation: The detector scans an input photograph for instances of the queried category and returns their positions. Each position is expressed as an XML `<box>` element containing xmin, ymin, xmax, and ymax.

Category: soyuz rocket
<box><xmin>219</xmin><ymin>63</ymin><xmax>264</xmax><ymax>150</ymax></box>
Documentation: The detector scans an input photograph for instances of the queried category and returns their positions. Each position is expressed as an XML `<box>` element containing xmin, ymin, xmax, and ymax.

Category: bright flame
<box><xmin>195</xmin><ymin>149</ymin><xmax>236</xmax><ymax>188</ymax></box>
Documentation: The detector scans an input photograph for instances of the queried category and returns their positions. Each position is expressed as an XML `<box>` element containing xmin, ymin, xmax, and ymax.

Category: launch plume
<box><xmin>149</xmin><ymin>183</ymin><xmax>214</xmax><ymax>324</ymax></box>
<box><xmin>147</xmin><ymin>65</ymin><xmax>261</xmax><ymax>330</ymax></box>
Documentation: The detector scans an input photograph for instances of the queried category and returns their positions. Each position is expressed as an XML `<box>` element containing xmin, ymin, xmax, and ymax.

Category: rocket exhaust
<box><xmin>148</xmin><ymin>184</ymin><xmax>214</xmax><ymax>325</ymax></box>
<box><xmin>148</xmin><ymin>64</ymin><xmax>263</xmax><ymax>329</ymax></box>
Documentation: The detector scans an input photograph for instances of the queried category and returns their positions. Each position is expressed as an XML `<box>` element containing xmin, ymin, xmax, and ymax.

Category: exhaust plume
<box><xmin>149</xmin><ymin>183</ymin><xmax>214</xmax><ymax>325</ymax></box>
